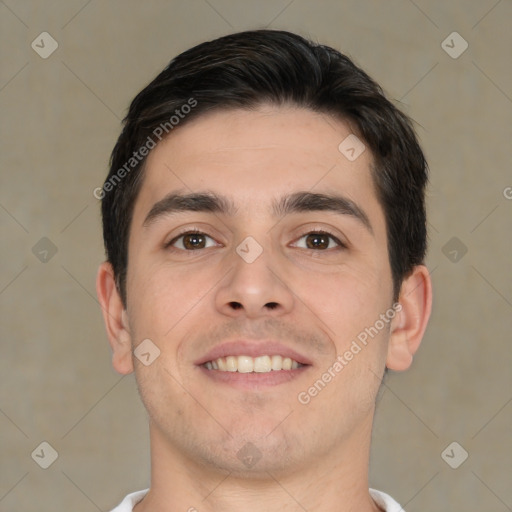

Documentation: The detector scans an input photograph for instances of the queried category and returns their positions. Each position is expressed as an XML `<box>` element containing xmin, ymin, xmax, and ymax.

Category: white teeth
<box><xmin>271</xmin><ymin>355</ymin><xmax>282</xmax><ymax>371</ymax></box>
<box><xmin>225</xmin><ymin>356</ymin><xmax>237</xmax><ymax>372</ymax></box>
<box><xmin>204</xmin><ymin>354</ymin><xmax>304</xmax><ymax>373</ymax></box>
<box><xmin>237</xmin><ymin>355</ymin><xmax>254</xmax><ymax>373</ymax></box>
<box><xmin>254</xmin><ymin>355</ymin><xmax>271</xmax><ymax>373</ymax></box>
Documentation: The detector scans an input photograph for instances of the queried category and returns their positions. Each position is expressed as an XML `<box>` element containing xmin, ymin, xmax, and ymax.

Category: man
<box><xmin>96</xmin><ymin>29</ymin><xmax>432</xmax><ymax>512</ymax></box>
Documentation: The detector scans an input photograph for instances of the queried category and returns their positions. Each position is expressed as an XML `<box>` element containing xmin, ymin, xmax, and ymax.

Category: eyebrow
<box><xmin>143</xmin><ymin>190</ymin><xmax>373</xmax><ymax>233</ymax></box>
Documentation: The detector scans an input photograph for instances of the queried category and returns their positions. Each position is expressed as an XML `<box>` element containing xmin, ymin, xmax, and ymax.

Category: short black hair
<box><xmin>101</xmin><ymin>29</ymin><xmax>428</xmax><ymax>305</ymax></box>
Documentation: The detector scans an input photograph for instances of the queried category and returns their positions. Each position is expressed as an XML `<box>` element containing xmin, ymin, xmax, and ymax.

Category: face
<box><xmin>117</xmin><ymin>106</ymin><xmax>399</xmax><ymax>475</ymax></box>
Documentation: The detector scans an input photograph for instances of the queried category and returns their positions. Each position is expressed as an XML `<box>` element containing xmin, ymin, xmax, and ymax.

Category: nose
<box><xmin>214</xmin><ymin>239</ymin><xmax>295</xmax><ymax>319</ymax></box>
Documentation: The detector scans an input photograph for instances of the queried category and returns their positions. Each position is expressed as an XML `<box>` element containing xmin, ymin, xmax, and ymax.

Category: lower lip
<box><xmin>198</xmin><ymin>365</ymin><xmax>310</xmax><ymax>389</ymax></box>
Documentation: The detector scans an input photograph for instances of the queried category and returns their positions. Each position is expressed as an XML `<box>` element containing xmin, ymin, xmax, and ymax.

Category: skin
<box><xmin>97</xmin><ymin>105</ymin><xmax>432</xmax><ymax>512</ymax></box>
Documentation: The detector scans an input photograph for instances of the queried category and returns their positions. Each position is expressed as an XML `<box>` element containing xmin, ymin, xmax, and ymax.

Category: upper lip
<box><xmin>195</xmin><ymin>340</ymin><xmax>313</xmax><ymax>366</ymax></box>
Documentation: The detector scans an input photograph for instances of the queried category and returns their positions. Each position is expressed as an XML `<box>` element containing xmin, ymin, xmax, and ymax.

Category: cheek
<box><xmin>303</xmin><ymin>261</ymin><xmax>392</xmax><ymax>334</ymax></box>
<box><xmin>127</xmin><ymin>259</ymin><xmax>216</xmax><ymax>339</ymax></box>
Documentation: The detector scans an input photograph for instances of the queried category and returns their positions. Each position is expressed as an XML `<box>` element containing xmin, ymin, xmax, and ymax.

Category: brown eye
<box><xmin>293</xmin><ymin>231</ymin><xmax>344</xmax><ymax>250</ymax></box>
<box><xmin>182</xmin><ymin>233</ymin><xmax>206</xmax><ymax>249</ymax></box>
<box><xmin>305</xmin><ymin>233</ymin><xmax>330</xmax><ymax>249</ymax></box>
<box><xmin>167</xmin><ymin>231</ymin><xmax>217</xmax><ymax>251</ymax></box>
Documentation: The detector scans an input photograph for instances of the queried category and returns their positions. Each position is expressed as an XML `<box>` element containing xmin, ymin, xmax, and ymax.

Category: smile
<box><xmin>204</xmin><ymin>355</ymin><xmax>304</xmax><ymax>373</ymax></box>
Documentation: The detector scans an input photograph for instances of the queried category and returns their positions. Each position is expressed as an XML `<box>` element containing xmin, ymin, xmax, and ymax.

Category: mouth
<box><xmin>195</xmin><ymin>340</ymin><xmax>312</xmax><ymax>388</ymax></box>
<box><xmin>203</xmin><ymin>354</ymin><xmax>305</xmax><ymax>373</ymax></box>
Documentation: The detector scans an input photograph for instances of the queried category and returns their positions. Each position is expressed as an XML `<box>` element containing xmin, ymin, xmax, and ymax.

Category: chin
<box><xmin>185</xmin><ymin>426</ymin><xmax>302</xmax><ymax>477</ymax></box>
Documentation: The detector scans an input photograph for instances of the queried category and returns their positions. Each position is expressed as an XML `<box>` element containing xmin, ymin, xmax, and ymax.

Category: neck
<box><xmin>134</xmin><ymin>411</ymin><xmax>381</xmax><ymax>512</ymax></box>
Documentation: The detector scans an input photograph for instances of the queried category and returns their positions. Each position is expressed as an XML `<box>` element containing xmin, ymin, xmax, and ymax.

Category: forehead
<box><xmin>149</xmin><ymin>106</ymin><xmax>360</xmax><ymax>171</ymax></box>
<box><xmin>132</xmin><ymin>106</ymin><xmax>383</xmax><ymax>228</ymax></box>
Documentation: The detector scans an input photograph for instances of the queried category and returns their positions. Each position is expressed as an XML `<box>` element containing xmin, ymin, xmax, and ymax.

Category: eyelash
<box><xmin>165</xmin><ymin>228</ymin><xmax>346</xmax><ymax>252</ymax></box>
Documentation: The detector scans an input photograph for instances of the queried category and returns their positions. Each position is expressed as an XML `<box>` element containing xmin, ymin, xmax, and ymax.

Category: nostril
<box><xmin>227</xmin><ymin>301</ymin><xmax>279</xmax><ymax>311</ymax></box>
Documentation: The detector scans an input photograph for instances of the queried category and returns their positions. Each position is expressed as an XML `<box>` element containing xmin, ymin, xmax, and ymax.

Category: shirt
<box><xmin>110</xmin><ymin>488</ymin><xmax>404</xmax><ymax>511</ymax></box>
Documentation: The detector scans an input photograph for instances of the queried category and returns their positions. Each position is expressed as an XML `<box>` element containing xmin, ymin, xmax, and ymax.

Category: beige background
<box><xmin>1</xmin><ymin>1</ymin><xmax>511</xmax><ymax>510</ymax></box>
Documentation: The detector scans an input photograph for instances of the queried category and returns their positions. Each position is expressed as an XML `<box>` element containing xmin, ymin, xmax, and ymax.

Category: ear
<box><xmin>386</xmin><ymin>265</ymin><xmax>432</xmax><ymax>371</ymax></box>
<box><xmin>96</xmin><ymin>262</ymin><xmax>134</xmax><ymax>375</ymax></box>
